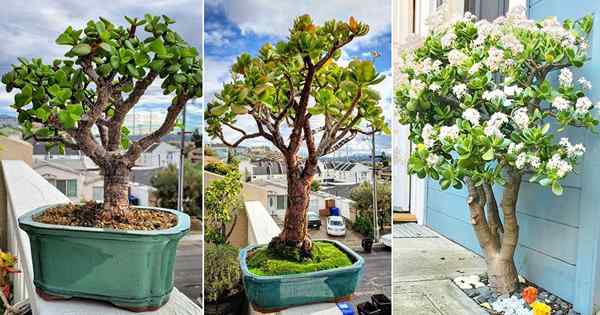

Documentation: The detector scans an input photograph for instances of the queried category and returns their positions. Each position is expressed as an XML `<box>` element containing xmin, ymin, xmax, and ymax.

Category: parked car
<box><xmin>307</xmin><ymin>211</ymin><xmax>321</xmax><ymax>229</ymax></box>
<box><xmin>326</xmin><ymin>216</ymin><xmax>346</xmax><ymax>236</ymax></box>
<box><xmin>380</xmin><ymin>233</ymin><xmax>392</xmax><ymax>248</ymax></box>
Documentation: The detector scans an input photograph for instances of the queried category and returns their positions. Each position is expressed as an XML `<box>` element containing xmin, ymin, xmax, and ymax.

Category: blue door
<box><xmin>425</xmin><ymin>1</ymin><xmax>600</xmax><ymax>313</ymax></box>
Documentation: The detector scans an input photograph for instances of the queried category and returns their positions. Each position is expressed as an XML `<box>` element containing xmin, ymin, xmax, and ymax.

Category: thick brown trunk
<box><xmin>102</xmin><ymin>159</ymin><xmax>131</xmax><ymax>217</ymax></box>
<box><xmin>486</xmin><ymin>255</ymin><xmax>518</xmax><ymax>294</ymax></box>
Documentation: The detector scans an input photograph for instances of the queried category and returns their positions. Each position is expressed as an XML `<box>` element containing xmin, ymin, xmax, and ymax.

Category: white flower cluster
<box><xmin>484</xmin><ymin>112</ymin><xmax>508</xmax><ymax>138</ymax></box>
<box><xmin>512</xmin><ymin>108</ymin><xmax>529</xmax><ymax>129</ymax></box>
<box><xmin>473</xmin><ymin>19</ymin><xmax>501</xmax><ymax>47</ymax></box>
<box><xmin>462</xmin><ymin>108</ymin><xmax>480</xmax><ymax>126</ymax></box>
<box><xmin>427</xmin><ymin>154</ymin><xmax>441</xmax><ymax>167</ymax></box>
<box><xmin>441</xmin><ymin>31</ymin><xmax>456</xmax><ymax>48</ymax></box>
<box><xmin>413</xmin><ymin>57</ymin><xmax>443</xmax><ymax>76</ymax></box>
<box><xmin>468</xmin><ymin>63</ymin><xmax>482</xmax><ymax>75</ymax></box>
<box><xmin>508</xmin><ymin>142</ymin><xmax>524</xmax><ymax>155</ymax></box>
<box><xmin>575</xmin><ymin>96</ymin><xmax>592</xmax><ymax>114</ymax></box>
<box><xmin>503</xmin><ymin>85</ymin><xmax>523</xmax><ymax>97</ymax></box>
<box><xmin>515</xmin><ymin>152</ymin><xmax>541</xmax><ymax>170</ymax></box>
<box><xmin>421</xmin><ymin>124</ymin><xmax>436</xmax><ymax>148</ymax></box>
<box><xmin>547</xmin><ymin>154</ymin><xmax>573</xmax><ymax>178</ymax></box>
<box><xmin>429</xmin><ymin>83</ymin><xmax>441</xmax><ymax>92</ymax></box>
<box><xmin>448</xmin><ymin>49</ymin><xmax>468</xmax><ymax>66</ymax></box>
<box><xmin>500</xmin><ymin>34</ymin><xmax>524</xmax><ymax>55</ymax></box>
<box><xmin>559</xmin><ymin>137</ymin><xmax>586</xmax><ymax>158</ymax></box>
<box><xmin>452</xmin><ymin>84</ymin><xmax>468</xmax><ymax>99</ymax></box>
<box><xmin>559</xmin><ymin>68</ymin><xmax>573</xmax><ymax>87</ymax></box>
<box><xmin>439</xmin><ymin>124</ymin><xmax>460</xmax><ymax>141</ymax></box>
<box><xmin>482</xmin><ymin>89</ymin><xmax>506</xmax><ymax>102</ymax></box>
<box><xmin>552</xmin><ymin>96</ymin><xmax>570</xmax><ymax>111</ymax></box>
<box><xmin>484</xmin><ymin>47</ymin><xmax>504</xmax><ymax>71</ymax></box>
<box><xmin>541</xmin><ymin>16</ymin><xmax>577</xmax><ymax>49</ymax></box>
<box><xmin>578</xmin><ymin>77</ymin><xmax>592</xmax><ymax>90</ymax></box>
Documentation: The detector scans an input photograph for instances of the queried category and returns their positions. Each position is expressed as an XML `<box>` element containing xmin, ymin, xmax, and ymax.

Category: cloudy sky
<box><xmin>0</xmin><ymin>0</ymin><xmax>203</xmax><ymax>133</ymax></box>
<box><xmin>204</xmin><ymin>0</ymin><xmax>392</xmax><ymax>155</ymax></box>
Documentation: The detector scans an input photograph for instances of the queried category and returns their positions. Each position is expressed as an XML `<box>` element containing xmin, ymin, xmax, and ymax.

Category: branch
<box><xmin>314</xmin><ymin>36</ymin><xmax>355</xmax><ymax>70</ymax></box>
<box><xmin>32</xmin><ymin>134</ymin><xmax>80</xmax><ymax>150</ymax></box>
<box><xmin>216</xmin><ymin>130</ymin><xmax>263</xmax><ymax>147</ymax></box>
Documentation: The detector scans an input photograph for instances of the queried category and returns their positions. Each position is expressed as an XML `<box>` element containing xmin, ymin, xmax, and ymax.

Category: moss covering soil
<box><xmin>247</xmin><ymin>241</ymin><xmax>353</xmax><ymax>276</ymax></box>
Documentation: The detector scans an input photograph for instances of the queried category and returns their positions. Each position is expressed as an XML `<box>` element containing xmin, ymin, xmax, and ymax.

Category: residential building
<box><xmin>33</xmin><ymin>159</ymin><xmax>103</xmax><ymax>202</ymax></box>
<box><xmin>320</xmin><ymin>161</ymin><xmax>372</xmax><ymax>184</ymax></box>
<box><xmin>136</xmin><ymin>142</ymin><xmax>180</xmax><ymax>168</ymax></box>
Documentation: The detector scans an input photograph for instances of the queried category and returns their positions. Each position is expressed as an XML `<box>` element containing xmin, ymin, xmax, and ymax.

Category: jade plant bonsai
<box><xmin>205</xmin><ymin>15</ymin><xmax>388</xmax><ymax>258</ymax></box>
<box><xmin>1</xmin><ymin>14</ymin><xmax>202</xmax><ymax>221</ymax></box>
<box><xmin>396</xmin><ymin>7</ymin><xmax>596</xmax><ymax>294</ymax></box>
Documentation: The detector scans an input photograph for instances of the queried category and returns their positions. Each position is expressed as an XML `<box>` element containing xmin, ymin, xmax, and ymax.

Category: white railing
<box><xmin>244</xmin><ymin>201</ymin><xmax>343</xmax><ymax>315</ymax></box>
<box><xmin>2</xmin><ymin>160</ymin><xmax>201</xmax><ymax>315</ymax></box>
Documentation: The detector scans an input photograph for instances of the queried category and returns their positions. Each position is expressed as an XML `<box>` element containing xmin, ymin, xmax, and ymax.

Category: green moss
<box><xmin>247</xmin><ymin>241</ymin><xmax>353</xmax><ymax>276</ymax></box>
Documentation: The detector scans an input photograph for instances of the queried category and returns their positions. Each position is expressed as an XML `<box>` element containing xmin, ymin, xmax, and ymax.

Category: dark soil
<box><xmin>34</xmin><ymin>202</ymin><xmax>177</xmax><ymax>231</ymax></box>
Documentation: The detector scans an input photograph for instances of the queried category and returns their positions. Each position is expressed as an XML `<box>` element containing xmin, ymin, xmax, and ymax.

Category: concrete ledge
<box><xmin>245</xmin><ymin>201</ymin><xmax>280</xmax><ymax>245</ymax></box>
<box><xmin>2</xmin><ymin>160</ymin><xmax>201</xmax><ymax>314</ymax></box>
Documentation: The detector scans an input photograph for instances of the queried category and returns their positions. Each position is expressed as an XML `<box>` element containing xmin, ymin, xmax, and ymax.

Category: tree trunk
<box><xmin>466</xmin><ymin>173</ymin><xmax>521</xmax><ymax>295</ymax></box>
<box><xmin>269</xmin><ymin>158</ymin><xmax>314</xmax><ymax>259</ymax></box>
<box><xmin>102</xmin><ymin>159</ymin><xmax>131</xmax><ymax>218</ymax></box>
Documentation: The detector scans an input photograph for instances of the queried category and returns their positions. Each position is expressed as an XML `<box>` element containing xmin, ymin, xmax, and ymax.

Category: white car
<box><xmin>326</xmin><ymin>216</ymin><xmax>346</xmax><ymax>236</ymax></box>
<box><xmin>380</xmin><ymin>233</ymin><xmax>392</xmax><ymax>248</ymax></box>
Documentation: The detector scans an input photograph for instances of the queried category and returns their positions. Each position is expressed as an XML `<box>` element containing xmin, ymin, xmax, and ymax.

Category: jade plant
<box><xmin>396</xmin><ymin>7</ymin><xmax>596</xmax><ymax>294</ymax></box>
<box><xmin>205</xmin><ymin>15</ymin><xmax>388</xmax><ymax>258</ymax></box>
<box><xmin>1</xmin><ymin>15</ymin><xmax>202</xmax><ymax>219</ymax></box>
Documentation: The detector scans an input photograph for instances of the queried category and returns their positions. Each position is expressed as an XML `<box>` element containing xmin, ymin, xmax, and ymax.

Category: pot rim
<box><xmin>239</xmin><ymin>239</ymin><xmax>364</xmax><ymax>281</ymax></box>
<box><xmin>18</xmin><ymin>203</ymin><xmax>190</xmax><ymax>236</ymax></box>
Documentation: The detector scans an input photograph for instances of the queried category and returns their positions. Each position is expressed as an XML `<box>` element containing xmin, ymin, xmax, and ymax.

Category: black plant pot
<box><xmin>362</xmin><ymin>238</ymin><xmax>374</xmax><ymax>253</ymax></box>
<box><xmin>205</xmin><ymin>289</ymin><xmax>247</xmax><ymax>315</ymax></box>
<box><xmin>357</xmin><ymin>301</ymin><xmax>381</xmax><ymax>315</ymax></box>
<box><xmin>371</xmin><ymin>294</ymin><xmax>391</xmax><ymax>315</ymax></box>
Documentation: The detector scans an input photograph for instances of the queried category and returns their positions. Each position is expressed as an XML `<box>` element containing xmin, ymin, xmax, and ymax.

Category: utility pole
<box><xmin>177</xmin><ymin>99</ymin><xmax>191</xmax><ymax>212</ymax></box>
<box><xmin>371</xmin><ymin>124</ymin><xmax>379</xmax><ymax>242</ymax></box>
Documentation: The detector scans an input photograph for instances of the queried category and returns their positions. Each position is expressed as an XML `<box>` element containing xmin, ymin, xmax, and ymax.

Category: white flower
<box><xmin>500</xmin><ymin>34</ymin><xmax>524</xmax><ymax>54</ymax></box>
<box><xmin>508</xmin><ymin>142</ymin><xmax>524</xmax><ymax>155</ymax></box>
<box><xmin>409</xmin><ymin>79</ymin><xmax>426</xmax><ymax>99</ymax></box>
<box><xmin>559</xmin><ymin>137</ymin><xmax>586</xmax><ymax>158</ymax></box>
<box><xmin>427</xmin><ymin>154</ymin><xmax>441</xmax><ymax>167</ymax></box>
<box><xmin>516</xmin><ymin>153</ymin><xmax>528</xmax><ymax>169</ymax></box>
<box><xmin>439</xmin><ymin>125</ymin><xmax>460</xmax><ymax>141</ymax></box>
<box><xmin>512</xmin><ymin>108</ymin><xmax>529</xmax><ymax>129</ymax></box>
<box><xmin>429</xmin><ymin>83</ymin><xmax>441</xmax><ymax>92</ymax></box>
<box><xmin>422</xmin><ymin>124</ymin><xmax>436</xmax><ymax>148</ymax></box>
<box><xmin>559</xmin><ymin>68</ymin><xmax>573</xmax><ymax>87</ymax></box>
<box><xmin>516</xmin><ymin>152</ymin><xmax>541</xmax><ymax>170</ymax></box>
<box><xmin>575</xmin><ymin>96</ymin><xmax>592</xmax><ymax>114</ymax></box>
<box><xmin>504</xmin><ymin>85</ymin><xmax>523</xmax><ymax>97</ymax></box>
<box><xmin>485</xmin><ymin>47</ymin><xmax>504</xmax><ymax>71</ymax></box>
<box><xmin>578</xmin><ymin>77</ymin><xmax>592</xmax><ymax>90</ymax></box>
<box><xmin>484</xmin><ymin>112</ymin><xmax>508</xmax><ymax>138</ymax></box>
<box><xmin>462</xmin><ymin>108</ymin><xmax>480</xmax><ymax>126</ymax></box>
<box><xmin>483</xmin><ymin>89</ymin><xmax>506</xmax><ymax>102</ymax></box>
<box><xmin>452</xmin><ymin>84</ymin><xmax>468</xmax><ymax>99</ymax></box>
<box><xmin>547</xmin><ymin>154</ymin><xmax>573</xmax><ymax>178</ymax></box>
<box><xmin>441</xmin><ymin>31</ymin><xmax>456</xmax><ymax>48</ymax></box>
<box><xmin>552</xmin><ymin>96</ymin><xmax>571</xmax><ymax>111</ymax></box>
<box><xmin>448</xmin><ymin>49</ymin><xmax>468</xmax><ymax>66</ymax></box>
<box><xmin>468</xmin><ymin>63</ymin><xmax>482</xmax><ymax>75</ymax></box>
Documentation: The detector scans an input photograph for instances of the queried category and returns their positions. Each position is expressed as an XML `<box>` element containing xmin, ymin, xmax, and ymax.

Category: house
<box><xmin>33</xmin><ymin>159</ymin><xmax>103</xmax><ymax>202</ymax></box>
<box><xmin>393</xmin><ymin>1</ymin><xmax>600</xmax><ymax>314</ymax></box>
<box><xmin>321</xmin><ymin>161</ymin><xmax>372</xmax><ymax>183</ymax></box>
<box><xmin>239</xmin><ymin>158</ymin><xmax>287</xmax><ymax>181</ymax></box>
<box><xmin>136</xmin><ymin>142</ymin><xmax>180</xmax><ymax>168</ymax></box>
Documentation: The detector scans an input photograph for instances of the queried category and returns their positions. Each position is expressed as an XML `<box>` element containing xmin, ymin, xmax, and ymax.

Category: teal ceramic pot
<box><xmin>18</xmin><ymin>204</ymin><xmax>190</xmax><ymax>312</ymax></box>
<box><xmin>239</xmin><ymin>239</ymin><xmax>364</xmax><ymax>312</ymax></box>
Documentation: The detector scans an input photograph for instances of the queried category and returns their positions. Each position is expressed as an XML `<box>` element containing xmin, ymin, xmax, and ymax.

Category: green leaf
<box><xmin>482</xmin><ymin>148</ymin><xmax>494</xmax><ymax>161</ymax></box>
<box><xmin>149</xmin><ymin>39</ymin><xmax>167</xmax><ymax>55</ymax></box>
<box><xmin>70</xmin><ymin>43</ymin><xmax>92</xmax><ymax>56</ymax></box>
<box><xmin>210</xmin><ymin>105</ymin><xmax>228</xmax><ymax>116</ymax></box>
<box><xmin>34</xmin><ymin>107</ymin><xmax>50</xmax><ymax>122</ymax></box>
<box><xmin>149</xmin><ymin>60</ymin><xmax>166</xmax><ymax>72</ymax></box>
<box><xmin>56</xmin><ymin>32</ymin><xmax>75</xmax><ymax>46</ymax></box>
<box><xmin>134</xmin><ymin>53</ymin><xmax>149</xmax><ymax>67</ymax></box>
<box><xmin>58</xmin><ymin>111</ymin><xmax>76</xmax><ymax>129</ymax></box>
<box><xmin>539</xmin><ymin>178</ymin><xmax>552</xmax><ymax>186</ymax></box>
<box><xmin>231</xmin><ymin>104</ymin><xmax>248</xmax><ymax>114</ymax></box>
<box><xmin>552</xmin><ymin>181</ymin><xmax>563</xmax><ymax>196</ymax></box>
<box><xmin>99</xmin><ymin>42</ymin><xmax>115</xmax><ymax>54</ymax></box>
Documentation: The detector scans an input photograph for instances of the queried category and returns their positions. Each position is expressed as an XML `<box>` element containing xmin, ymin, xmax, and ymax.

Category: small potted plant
<box><xmin>204</xmin><ymin>243</ymin><xmax>246</xmax><ymax>315</ymax></box>
<box><xmin>206</xmin><ymin>15</ymin><xmax>386</xmax><ymax>311</ymax></box>
<box><xmin>2</xmin><ymin>14</ymin><xmax>201</xmax><ymax>311</ymax></box>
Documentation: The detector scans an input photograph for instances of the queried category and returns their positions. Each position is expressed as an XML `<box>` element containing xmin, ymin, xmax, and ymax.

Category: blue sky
<box><xmin>0</xmin><ymin>0</ymin><xmax>203</xmax><ymax>133</ymax></box>
<box><xmin>204</xmin><ymin>0</ymin><xmax>392</xmax><ymax>154</ymax></box>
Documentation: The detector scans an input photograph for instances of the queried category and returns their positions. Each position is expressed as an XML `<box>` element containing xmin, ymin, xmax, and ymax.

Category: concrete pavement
<box><xmin>393</xmin><ymin>224</ymin><xmax>487</xmax><ymax>315</ymax></box>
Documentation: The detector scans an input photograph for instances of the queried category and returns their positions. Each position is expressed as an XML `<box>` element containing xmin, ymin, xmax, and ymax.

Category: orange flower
<box><xmin>522</xmin><ymin>286</ymin><xmax>538</xmax><ymax>304</ymax></box>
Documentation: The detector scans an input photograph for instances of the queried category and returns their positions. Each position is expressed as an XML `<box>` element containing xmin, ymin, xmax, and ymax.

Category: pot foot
<box><xmin>251</xmin><ymin>295</ymin><xmax>352</xmax><ymax>313</ymax></box>
<box><xmin>112</xmin><ymin>297</ymin><xmax>169</xmax><ymax>313</ymax></box>
<box><xmin>36</xmin><ymin>288</ymin><xmax>72</xmax><ymax>301</ymax></box>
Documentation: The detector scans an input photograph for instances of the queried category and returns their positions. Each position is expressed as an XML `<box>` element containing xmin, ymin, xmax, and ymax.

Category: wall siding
<box><xmin>425</xmin><ymin>1</ymin><xmax>600</xmax><ymax>314</ymax></box>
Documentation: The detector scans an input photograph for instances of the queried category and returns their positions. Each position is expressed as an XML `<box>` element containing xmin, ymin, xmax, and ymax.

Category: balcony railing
<box><xmin>2</xmin><ymin>160</ymin><xmax>201</xmax><ymax>314</ymax></box>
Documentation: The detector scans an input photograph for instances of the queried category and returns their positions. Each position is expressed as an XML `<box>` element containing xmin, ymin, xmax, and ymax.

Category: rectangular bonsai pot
<box><xmin>18</xmin><ymin>204</ymin><xmax>190</xmax><ymax>311</ymax></box>
<box><xmin>239</xmin><ymin>239</ymin><xmax>364</xmax><ymax>312</ymax></box>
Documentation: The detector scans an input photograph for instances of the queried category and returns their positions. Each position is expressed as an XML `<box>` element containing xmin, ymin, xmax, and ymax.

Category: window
<box><xmin>93</xmin><ymin>186</ymin><xmax>103</xmax><ymax>201</ymax></box>
<box><xmin>276</xmin><ymin>195</ymin><xmax>286</xmax><ymax>210</ymax></box>
<box><xmin>52</xmin><ymin>179</ymin><xmax>77</xmax><ymax>197</ymax></box>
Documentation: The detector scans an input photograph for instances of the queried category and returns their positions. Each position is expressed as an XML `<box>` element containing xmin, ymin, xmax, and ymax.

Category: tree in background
<box><xmin>397</xmin><ymin>7</ymin><xmax>595</xmax><ymax>294</ymax></box>
<box><xmin>350</xmin><ymin>181</ymin><xmax>391</xmax><ymax>237</ymax></box>
<box><xmin>191</xmin><ymin>128</ymin><xmax>202</xmax><ymax>148</ymax></box>
<box><xmin>310</xmin><ymin>179</ymin><xmax>321</xmax><ymax>192</ymax></box>
<box><xmin>205</xmin><ymin>15</ymin><xmax>388</xmax><ymax>258</ymax></box>
<box><xmin>150</xmin><ymin>160</ymin><xmax>202</xmax><ymax>217</ymax></box>
<box><xmin>1</xmin><ymin>15</ymin><xmax>202</xmax><ymax>219</ymax></box>
<box><xmin>205</xmin><ymin>170</ymin><xmax>243</xmax><ymax>244</ymax></box>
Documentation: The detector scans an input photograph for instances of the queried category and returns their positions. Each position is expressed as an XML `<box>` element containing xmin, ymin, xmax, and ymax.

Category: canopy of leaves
<box><xmin>205</xmin><ymin>170</ymin><xmax>243</xmax><ymax>244</ymax></box>
<box><xmin>1</xmin><ymin>14</ymin><xmax>202</xmax><ymax>154</ymax></box>
<box><xmin>396</xmin><ymin>7</ymin><xmax>597</xmax><ymax>195</ymax></box>
<box><xmin>205</xmin><ymin>15</ymin><xmax>388</xmax><ymax>159</ymax></box>
<box><xmin>350</xmin><ymin>181</ymin><xmax>391</xmax><ymax>237</ymax></box>
<box><xmin>204</xmin><ymin>243</ymin><xmax>241</xmax><ymax>303</ymax></box>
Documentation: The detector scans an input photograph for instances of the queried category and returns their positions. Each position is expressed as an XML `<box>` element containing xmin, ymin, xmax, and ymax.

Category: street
<box><xmin>174</xmin><ymin>233</ymin><xmax>203</xmax><ymax>306</ymax></box>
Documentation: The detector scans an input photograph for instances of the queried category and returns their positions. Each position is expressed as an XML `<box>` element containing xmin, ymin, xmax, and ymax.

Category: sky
<box><xmin>204</xmin><ymin>0</ymin><xmax>392</xmax><ymax>155</ymax></box>
<box><xmin>0</xmin><ymin>0</ymin><xmax>203</xmax><ymax>133</ymax></box>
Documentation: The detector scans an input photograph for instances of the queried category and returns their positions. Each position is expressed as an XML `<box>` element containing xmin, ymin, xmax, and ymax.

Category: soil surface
<box><xmin>34</xmin><ymin>202</ymin><xmax>177</xmax><ymax>230</ymax></box>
